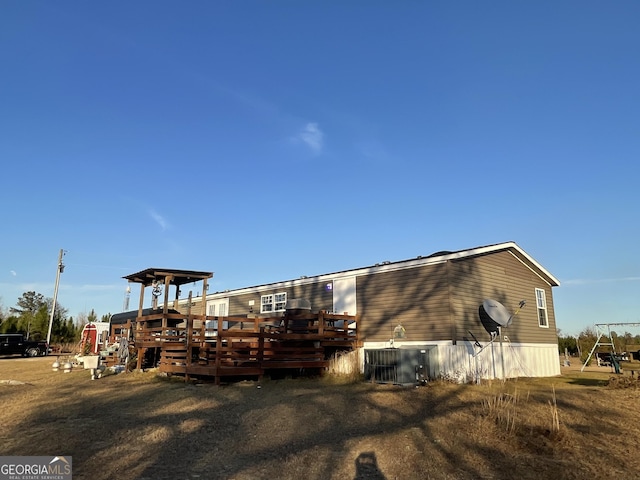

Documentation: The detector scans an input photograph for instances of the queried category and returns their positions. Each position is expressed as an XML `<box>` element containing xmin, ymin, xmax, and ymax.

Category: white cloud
<box><xmin>10</xmin><ymin>270</ymin><xmax>16</xmax><ymax>276</ymax></box>
<box><xmin>296</xmin><ymin>123</ymin><xmax>324</xmax><ymax>154</ymax></box>
<box><xmin>150</xmin><ymin>210</ymin><xmax>169</xmax><ymax>230</ymax></box>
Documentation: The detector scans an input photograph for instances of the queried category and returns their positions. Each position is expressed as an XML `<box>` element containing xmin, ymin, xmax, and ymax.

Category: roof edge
<box><xmin>203</xmin><ymin>241</ymin><xmax>559</xmax><ymax>298</ymax></box>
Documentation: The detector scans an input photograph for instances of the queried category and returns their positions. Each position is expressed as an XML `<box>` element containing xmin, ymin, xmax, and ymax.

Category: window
<box><xmin>535</xmin><ymin>288</ymin><xmax>548</xmax><ymax>328</ymax></box>
<box><xmin>261</xmin><ymin>292</ymin><xmax>287</xmax><ymax>313</ymax></box>
<box><xmin>207</xmin><ymin>301</ymin><xmax>228</xmax><ymax>317</ymax></box>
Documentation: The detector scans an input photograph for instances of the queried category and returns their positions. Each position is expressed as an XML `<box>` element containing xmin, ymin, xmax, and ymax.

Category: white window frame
<box><xmin>261</xmin><ymin>292</ymin><xmax>287</xmax><ymax>313</ymax></box>
<box><xmin>207</xmin><ymin>302</ymin><xmax>228</xmax><ymax>317</ymax></box>
<box><xmin>535</xmin><ymin>288</ymin><xmax>549</xmax><ymax>328</ymax></box>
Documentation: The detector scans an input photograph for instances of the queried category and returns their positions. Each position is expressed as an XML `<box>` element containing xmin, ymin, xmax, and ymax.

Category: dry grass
<box><xmin>606</xmin><ymin>374</ymin><xmax>640</xmax><ymax>390</ymax></box>
<box><xmin>1</xmin><ymin>357</ymin><xmax>640</xmax><ymax>480</ymax></box>
<box><xmin>482</xmin><ymin>390</ymin><xmax>519</xmax><ymax>434</ymax></box>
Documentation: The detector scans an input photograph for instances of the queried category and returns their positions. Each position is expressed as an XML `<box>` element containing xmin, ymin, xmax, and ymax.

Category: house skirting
<box><xmin>361</xmin><ymin>341</ymin><xmax>561</xmax><ymax>382</ymax></box>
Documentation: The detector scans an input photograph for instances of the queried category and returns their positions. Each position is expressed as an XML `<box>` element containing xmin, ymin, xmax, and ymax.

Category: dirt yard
<box><xmin>1</xmin><ymin>356</ymin><xmax>639</xmax><ymax>480</ymax></box>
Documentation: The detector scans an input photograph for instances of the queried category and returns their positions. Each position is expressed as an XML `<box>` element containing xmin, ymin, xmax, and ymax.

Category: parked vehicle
<box><xmin>0</xmin><ymin>333</ymin><xmax>49</xmax><ymax>357</ymax></box>
<box><xmin>596</xmin><ymin>351</ymin><xmax>628</xmax><ymax>367</ymax></box>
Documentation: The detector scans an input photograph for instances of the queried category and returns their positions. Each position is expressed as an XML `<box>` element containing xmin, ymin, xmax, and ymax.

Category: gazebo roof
<box><xmin>123</xmin><ymin>268</ymin><xmax>213</xmax><ymax>287</ymax></box>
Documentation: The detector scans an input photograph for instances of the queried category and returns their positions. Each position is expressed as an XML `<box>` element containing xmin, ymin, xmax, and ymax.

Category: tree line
<box><xmin>0</xmin><ymin>291</ymin><xmax>111</xmax><ymax>345</ymax></box>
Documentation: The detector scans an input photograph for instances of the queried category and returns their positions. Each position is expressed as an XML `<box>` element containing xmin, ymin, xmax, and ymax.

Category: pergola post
<box><xmin>136</xmin><ymin>284</ymin><xmax>145</xmax><ymax>370</ymax></box>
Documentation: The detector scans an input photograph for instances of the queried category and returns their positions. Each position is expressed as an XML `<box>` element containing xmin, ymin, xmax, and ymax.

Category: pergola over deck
<box><xmin>124</xmin><ymin>268</ymin><xmax>213</xmax><ymax>312</ymax></box>
<box><xmin>123</xmin><ymin>268</ymin><xmax>213</xmax><ymax>370</ymax></box>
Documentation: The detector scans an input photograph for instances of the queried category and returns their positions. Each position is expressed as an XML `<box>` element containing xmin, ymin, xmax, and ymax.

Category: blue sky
<box><xmin>1</xmin><ymin>2</ymin><xmax>638</xmax><ymax>336</ymax></box>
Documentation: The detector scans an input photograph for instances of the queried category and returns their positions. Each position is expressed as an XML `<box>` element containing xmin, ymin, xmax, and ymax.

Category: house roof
<box><xmin>123</xmin><ymin>268</ymin><xmax>213</xmax><ymax>287</ymax></box>
<box><xmin>207</xmin><ymin>241</ymin><xmax>560</xmax><ymax>298</ymax></box>
<box><xmin>110</xmin><ymin>307</ymin><xmax>181</xmax><ymax>325</ymax></box>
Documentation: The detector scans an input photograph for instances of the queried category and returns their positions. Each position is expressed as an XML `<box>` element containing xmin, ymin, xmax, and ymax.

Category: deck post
<box><xmin>136</xmin><ymin>283</ymin><xmax>145</xmax><ymax>370</ymax></box>
<box><xmin>258</xmin><ymin>327</ymin><xmax>265</xmax><ymax>381</ymax></box>
<box><xmin>163</xmin><ymin>275</ymin><xmax>172</xmax><ymax>314</ymax></box>
<box><xmin>201</xmin><ymin>278</ymin><xmax>208</xmax><ymax>316</ymax></box>
<box><xmin>185</xmin><ymin>291</ymin><xmax>193</xmax><ymax>381</ymax></box>
<box><xmin>200</xmin><ymin>315</ymin><xmax>206</xmax><ymax>355</ymax></box>
<box><xmin>215</xmin><ymin>319</ymin><xmax>222</xmax><ymax>386</ymax></box>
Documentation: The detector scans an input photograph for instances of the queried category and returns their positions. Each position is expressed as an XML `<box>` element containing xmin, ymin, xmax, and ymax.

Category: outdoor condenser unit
<box><xmin>364</xmin><ymin>347</ymin><xmax>433</xmax><ymax>386</ymax></box>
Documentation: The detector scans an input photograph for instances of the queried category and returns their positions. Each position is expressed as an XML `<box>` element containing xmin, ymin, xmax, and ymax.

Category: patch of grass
<box><xmin>607</xmin><ymin>375</ymin><xmax>640</xmax><ymax>389</ymax></box>
<box><xmin>3</xmin><ymin>357</ymin><xmax>640</xmax><ymax>480</ymax></box>
<box><xmin>326</xmin><ymin>350</ymin><xmax>362</xmax><ymax>384</ymax></box>
<box><xmin>549</xmin><ymin>385</ymin><xmax>560</xmax><ymax>434</ymax></box>
<box><xmin>481</xmin><ymin>382</ymin><xmax>565</xmax><ymax>448</ymax></box>
<box><xmin>482</xmin><ymin>389</ymin><xmax>520</xmax><ymax>434</ymax></box>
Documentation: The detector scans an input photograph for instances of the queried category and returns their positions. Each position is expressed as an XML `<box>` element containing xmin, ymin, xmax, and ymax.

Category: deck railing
<box><xmin>126</xmin><ymin>311</ymin><xmax>358</xmax><ymax>382</ymax></box>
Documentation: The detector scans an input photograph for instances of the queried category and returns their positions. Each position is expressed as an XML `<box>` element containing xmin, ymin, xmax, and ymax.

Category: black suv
<box><xmin>0</xmin><ymin>334</ymin><xmax>49</xmax><ymax>357</ymax></box>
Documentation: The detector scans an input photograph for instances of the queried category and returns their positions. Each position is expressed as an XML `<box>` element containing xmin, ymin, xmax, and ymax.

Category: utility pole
<box><xmin>46</xmin><ymin>249</ymin><xmax>65</xmax><ymax>347</ymax></box>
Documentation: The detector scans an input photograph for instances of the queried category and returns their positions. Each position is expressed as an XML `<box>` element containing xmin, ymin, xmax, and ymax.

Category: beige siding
<box><xmin>449</xmin><ymin>251</ymin><xmax>557</xmax><ymax>345</ymax></box>
<box><xmin>356</xmin><ymin>262</ymin><xmax>452</xmax><ymax>343</ymax></box>
<box><xmin>182</xmin><ymin>248</ymin><xmax>558</xmax><ymax>348</ymax></box>
<box><xmin>175</xmin><ymin>298</ymin><xmax>203</xmax><ymax>316</ymax></box>
<box><xmin>357</xmin><ymin>250</ymin><xmax>557</xmax><ymax>346</ymax></box>
<box><xmin>223</xmin><ymin>283</ymin><xmax>334</xmax><ymax>318</ymax></box>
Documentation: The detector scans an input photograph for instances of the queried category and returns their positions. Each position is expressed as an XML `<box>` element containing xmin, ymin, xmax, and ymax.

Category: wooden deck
<box><xmin>115</xmin><ymin>310</ymin><xmax>358</xmax><ymax>384</ymax></box>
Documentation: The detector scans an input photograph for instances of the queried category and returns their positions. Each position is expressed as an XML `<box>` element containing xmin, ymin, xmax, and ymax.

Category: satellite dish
<box><xmin>472</xmin><ymin>300</ymin><xmax>526</xmax><ymax>358</ymax></box>
<box><xmin>482</xmin><ymin>299</ymin><xmax>512</xmax><ymax>327</ymax></box>
<box><xmin>478</xmin><ymin>305</ymin><xmax>500</xmax><ymax>336</ymax></box>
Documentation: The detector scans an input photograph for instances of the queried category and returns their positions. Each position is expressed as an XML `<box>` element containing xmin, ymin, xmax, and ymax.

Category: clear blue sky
<box><xmin>1</xmin><ymin>2</ymin><xmax>638</xmax><ymax>336</ymax></box>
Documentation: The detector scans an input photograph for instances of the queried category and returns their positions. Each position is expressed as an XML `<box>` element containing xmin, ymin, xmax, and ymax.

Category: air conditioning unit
<box><xmin>364</xmin><ymin>346</ymin><xmax>435</xmax><ymax>386</ymax></box>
